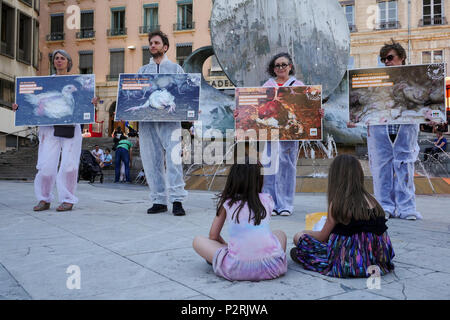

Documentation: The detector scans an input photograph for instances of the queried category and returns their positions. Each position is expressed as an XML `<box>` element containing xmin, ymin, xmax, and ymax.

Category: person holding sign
<box><xmin>255</xmin><ymin>53</ymin><xmax>324</xmax><ymax>217</ymax></box>
<box><xmin>349</xmin><ymin>40</ymin><xmax>422</xmax><ymax>220</ymax></box>
<box><xmin>13</xmin><ymin>49</ymin><xmax>98</xmax><ymax>212</ymax></box>
<box><xmin>138</xmin><ymin>31</ymin><xmax>188</xmax><ymax>216</ymax></box>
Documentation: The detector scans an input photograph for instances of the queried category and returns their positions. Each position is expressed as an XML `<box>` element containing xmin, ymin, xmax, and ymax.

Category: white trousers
<box><xmin>34</xmin><ymin>125</ymin><xmax>82</xmax><ymax>204</ymax></box>
<box><xmin>139</xmin><ymin>122</ymin><xmax>187</xmax><ymax>205</ymax></box>
<box><xmin>367</xmin><ymin>124</ymin><xmax>422</xmax><ymax>219</ymax></box>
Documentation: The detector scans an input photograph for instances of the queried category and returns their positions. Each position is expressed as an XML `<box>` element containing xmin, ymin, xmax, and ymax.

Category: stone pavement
<box><xmin>0</xmin><ymin>180</ymin><xmax>449</xmax><ymax>300</ymax></box>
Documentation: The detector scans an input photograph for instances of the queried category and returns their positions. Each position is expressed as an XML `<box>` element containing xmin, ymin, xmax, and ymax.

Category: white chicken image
<box><xmin>24</xmin><ymin>84</ymin><xmax>77</xmax><ymax>119</ymax></box>
<box><xmin>125</xmin><ymin>89</ymin><xmax>177</xmax><ymax>113</ymax></box>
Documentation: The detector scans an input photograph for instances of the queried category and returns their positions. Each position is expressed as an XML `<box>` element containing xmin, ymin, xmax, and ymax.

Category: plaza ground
<box><xmin>0</xmin><ymin>180</ymin><xmax>449</xmax><ymax>300</ymax></box>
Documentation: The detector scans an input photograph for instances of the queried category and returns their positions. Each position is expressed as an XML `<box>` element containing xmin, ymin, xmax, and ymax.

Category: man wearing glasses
<box><xmin>366</xmin><ymin>40</ymin><xmax>422</xmax><ymax>221</ymax></box>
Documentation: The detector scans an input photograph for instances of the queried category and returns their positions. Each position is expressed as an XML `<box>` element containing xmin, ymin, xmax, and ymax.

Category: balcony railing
<box><xmin>107</xmin><ymin>28</ymin><xmax>127</xmax><ymax>37</ymax></box>
<box><xmin>375</xmin><ymin>21</ymin><xmax>400</xmax><ymax>30</ymax></box>
<box><xmin>0</xmin><ymin>42</ymin><xmax>14</xmax><ymax>58</ymax></box>
<box><xmin>139</xmin><ymin>25</ymin><xmax>160</xmax><ymax>34</ymax></box>
<box><xmin>349</xmin><ymin>24</ymin><xmax>357</xmax><ymax>32</ymax></box>
<box><xmin>107</xmin><ymin>75</ymin><xmax>119</xmax><ymax>81</ymax></box>
<box><xmin>173</xmin><ymin>21</ymin><xmax>195</xmax><ymax>31</ymax></box>
<box><xmin>76</xmin><ymin>29</ymin><xmax>95</xmax><ymax>39</ymax></box>
<box><xmin>419</xmin><ymin>16</ymin><xmax>448</xmax><ymax>26</ymax></box>
<box><xmin>46</xmin><ymin>32</ymin><xmax>65</xmax><ymax>41</ymax></box>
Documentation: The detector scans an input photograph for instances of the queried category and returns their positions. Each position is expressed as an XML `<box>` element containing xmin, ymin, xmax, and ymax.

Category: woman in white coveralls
<box><xmin>13</xmin><ymin>49</ymin><xmax>98</xmax><ymax>212</ymax></box>
<box><xmin>349</xmin><ymin>40</ymin><xmax>422</xmax><ymax>220</ymax></box>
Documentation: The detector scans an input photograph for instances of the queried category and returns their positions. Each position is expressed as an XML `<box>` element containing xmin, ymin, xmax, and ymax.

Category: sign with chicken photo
<box><xmin>349</xmin><ymin>63</ymin><xmax>446</xmax><ymax>125</ymax></box>
<box><xmin>15</xmin><ymin>75</ymin><xmax>95</xmax><ymax>126</ymax></box>
<box><xmin>115</xmin><ymin>73</ymin><xmax>201</xmax><ymax>122</ymax></box>
<box><xmin>235</xmin><ymin>86</ymin><xmax>323</xmax><ymax>141</ymax></box>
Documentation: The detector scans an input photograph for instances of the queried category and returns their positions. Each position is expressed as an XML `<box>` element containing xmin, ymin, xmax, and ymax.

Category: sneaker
<box><xmin>271</xmin><ymin>210</ymin><xmax>278</xmax><ymax>216</ymax></box>
<box><xmin>172</xmin><ymin>202</ymin><xmax>186</xmax><ymax>216</ymax></box>
<box><xmin>385</xmin><ymin>211</ymin><xmax>392</xmax><ymax>220</ymax></box>
<box><xmin>279</xmin><ymin>210</ymin><xmax>291</xmax><ymax>216</ymax></box>
<box><xmin>405</xmin><ymin>215</ymin><xmax>417</xmax><ymax>221</ymax></box>
<box><xmin>147</xmin><ymin>204</ymin><xmax>168</xmax><ymax>214</ymax></box>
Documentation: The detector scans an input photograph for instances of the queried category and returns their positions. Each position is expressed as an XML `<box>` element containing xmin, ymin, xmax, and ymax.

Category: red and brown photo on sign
<box><xmin>235</xmin><ymin>86</ymin><xmax>322</xmax><ymax>141</ymax></box>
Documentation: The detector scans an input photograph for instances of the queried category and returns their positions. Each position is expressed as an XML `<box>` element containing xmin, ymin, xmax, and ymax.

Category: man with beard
<box><xmin>137</xmin><ymin>31</ymin><xmax>187</xmax><ymax>216</ymax></box>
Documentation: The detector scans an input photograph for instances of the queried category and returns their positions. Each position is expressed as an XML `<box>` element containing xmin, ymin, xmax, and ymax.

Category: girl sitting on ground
<box><xmin>193</xmin><ymin>157</ymin><xmax>287</xmax><ymax>281</ymax></box>
<box><xmin>291</xmin><ymin>154</ymin><xmax>395</xmax><ymax>278</ymax></box>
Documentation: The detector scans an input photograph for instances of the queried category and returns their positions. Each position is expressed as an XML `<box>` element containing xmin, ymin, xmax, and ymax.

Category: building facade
<box><xmin>0</xmin><ymin>0</ymin><xmax>40</xmax><ymax>151</ymax></box>
<box><xmin>339</xmin><ymin>0</ymin><xmax>450</xmax><ymax>71</ymax></box>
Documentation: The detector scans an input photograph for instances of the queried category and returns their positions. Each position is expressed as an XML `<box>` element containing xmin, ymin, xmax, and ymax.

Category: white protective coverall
<box><xmin>367</xmin><ymin>124</ymin><xmax>422</xmax><ymax>219</ymax></box>
<box><xmin>35</xmin><ymin>124</ymin><xmax>82</xmax><ymax>204</ymax></box>
<box><xmin>137</xmin><ymin>54</ymin><xmax>188</xmax><ymax>205</ymax></box>
<box><xmin>261</xmin><ymin>76</ymin><xmax>304</xmax><ymax>214</ymax></box>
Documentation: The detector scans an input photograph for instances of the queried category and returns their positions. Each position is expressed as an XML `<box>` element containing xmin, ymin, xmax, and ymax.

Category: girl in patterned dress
<box><xmin>193</xmin><ymin>158</ymin><xmax>288</xmax><ymax>281</ymax></box>
<box><xmin>291</xmin><ymin>154</ymin><xmax>395</xmax><ymax>278</ymax></box>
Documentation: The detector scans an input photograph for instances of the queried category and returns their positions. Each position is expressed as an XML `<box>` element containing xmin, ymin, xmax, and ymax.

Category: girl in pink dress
<box><xmin>193</xmin><ymin>158</ymin><xmax>288</xmax><ymax>281</ymax></box>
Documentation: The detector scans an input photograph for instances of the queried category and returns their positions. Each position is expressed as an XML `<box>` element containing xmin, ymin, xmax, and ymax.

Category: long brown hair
<box><xmin>327</xmin><ymin>155</ymin><xmax>385</xmax><ymax>224</ymax></box>
<box><xmin>216</xmin><ymin>157</ymin><xmax>266</xmax><ymax>225</ymax></box>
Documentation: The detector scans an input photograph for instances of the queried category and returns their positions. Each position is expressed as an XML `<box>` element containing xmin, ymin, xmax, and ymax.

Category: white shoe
<box><xmin>279</xmin><ymin>210</ymin><xmax>291</xmax><ymax>216</ymax></box>
<box><xmin>405</xmin><ymin>215</ymin><xmax>417</xmax><ymax>221</ymax></box>
<box><xmin>271</xmin><ymin>210</ymin><xmax>278</xmax><ymax>216</ymax></box>
<box><xmin>385</xmin><ymin>211</ymin><xmax>392</xmax><ymax>220</ymax></box>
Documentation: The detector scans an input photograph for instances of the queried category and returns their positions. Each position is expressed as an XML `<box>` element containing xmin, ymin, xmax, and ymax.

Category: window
<box><xmin>109</xmin><ymin>8</ymin><xmax>126</xmax><ymax>36</ymax></box>
<box><xmin>142</xmin><ymin>4</ymin><xmax>159</xmax><ymax>33</ymax></box>
<box><xmin>422</xmin><ymin>50</ymin><xmax>444</xmax><ymax>64</ymax></box>
<box><xmin>343</xmin><ymin>5</ymin><xmax>356</xmax><ymax>32</ymax></box>
<box><xmin>142</xmin><ymin>46</ymin><xmax>150</xmax><ymax>65</ymax></box>
<box><xmin>176</xmin><ymin>43</ymin><xmax>192</xmax><ymax>66</ymax></box>
<box><xmin>78</xmin><ymin>10</ymin><xmax>94</xmax><ymax>39</ymax></box>
<box><xmin>0</xmin><ymin>78</ymin><xmax>15</xmax><ymax>108</ymax></box>
<box><xmin>48</xmin><ymin>52</ymin><xmax>56</xmax><ymax>74</ymax></box>
<box><xmin>79</xmin><ymin>51</ymin><xmax>93</xmax><ymax>74</ymax></box>
<box><xmin>33</xmin><ymin>19</ymin><xmax>39</xmax><ymax>69</ymax></box>
<box><xmin>34</xmin><ymin>0</ymin><xmax>40</xmax><ymax>13</ymax></box>
<box><xmin>17</xmin><ymin>12</ymin><xmax>32</xmax><ymax>64</ymax></box>
<box><xmin>48</xmin><ymin>14</ymin><xmax>64</xmax><ymax>41</ymax></box>
<box><xmin>1</xmin><ymin>3</ymin><xmax>15</xmax><ymax>58</ymax></box>
<box><xmin>19</xmin><ymin>0</ymin><xmax>32</xmax><ymax>7</ymax></box>
<box><xmin>377</xmin><ymin>1</ymin><xmax>398</xmax><ymax>29</ymax></box>
<box><xmin>423</xmin><ymin>0</ymin><xmax>444</xmax><ymax>25</ymax></box>
<box><xmin>348</xmin><ymin>56</ymin><xmax>355</xmax><ymax>69</ymax></box>
<box><xmin>109</xmin><ymin>49</ymin><xmax>124</xmax><ymax>80</ymax></box>
<box><xmin>377</xmin><ymin>56</ymin><xmax>385</xmax><ymax>67</ymax></box>
<box><xmin>176</xmin><ymin>1</ymin><xmax>193</xmax><ymax>30</ymax></box>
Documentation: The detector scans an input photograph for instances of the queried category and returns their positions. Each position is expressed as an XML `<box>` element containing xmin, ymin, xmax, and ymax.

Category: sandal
<box><xmin>56</xmin><ymin>202</ymin><xmax>73</xmax><ymax>212</ymax></box>
<box><xmin>33</xmin><ymin>201</ymin><xmax>50</xmax><ymax>211</ymax></box>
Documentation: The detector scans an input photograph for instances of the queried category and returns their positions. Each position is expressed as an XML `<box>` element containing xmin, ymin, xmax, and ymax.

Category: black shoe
<box><xmin>172</xmin><ymin>202</ymin><xmax>186</xmax><ymax>216</ymax></box>
<box><xmin>147</xmin><ymin>204</ymin><xmax>168</xmax><ymax>214</ymax></box>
